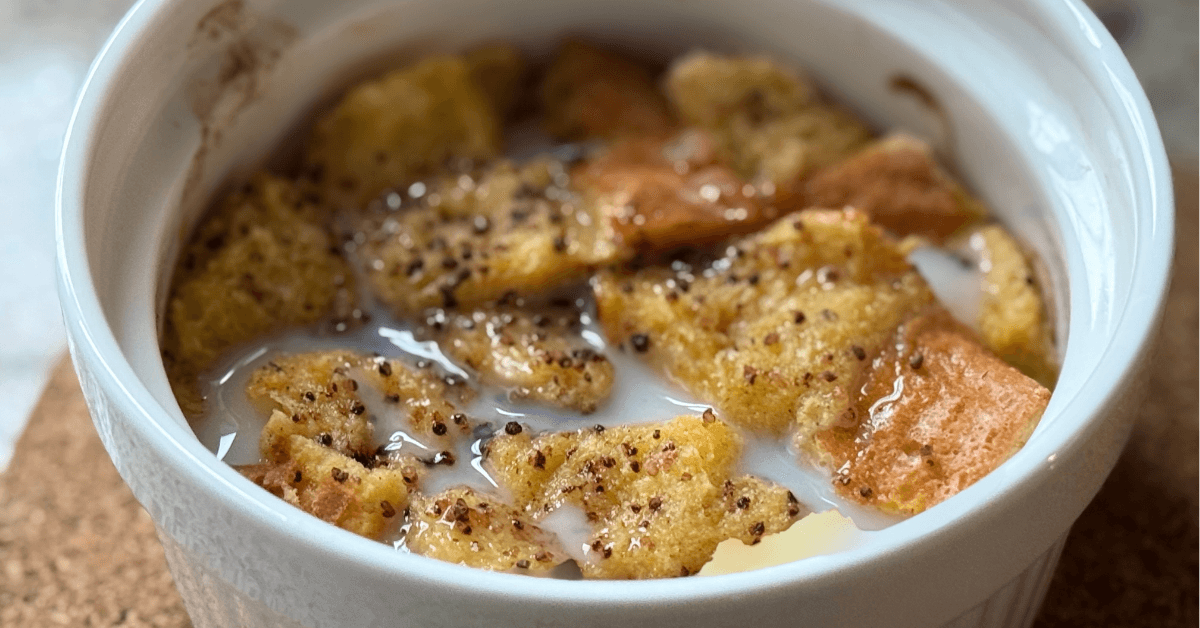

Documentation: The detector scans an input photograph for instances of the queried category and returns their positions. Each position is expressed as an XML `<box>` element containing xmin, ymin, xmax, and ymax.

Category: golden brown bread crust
<box><xmin>816</xmin><ymin>307</ymin><xmax>1051</xmax><ymax>514</ymax></box>
<box><xmin>539</xmin><ymin>39</ymin><xmax>676</xmax><ymax>141</ymax></box>
<box><xmin>574</xmin><ymin>131</ymin><xmax>781</xmax><ymax>255</ymax></box>
<box><xmin>804</xmin><ymin>133</ymin><xmax>987</xmax><ymax>242</ymax></box>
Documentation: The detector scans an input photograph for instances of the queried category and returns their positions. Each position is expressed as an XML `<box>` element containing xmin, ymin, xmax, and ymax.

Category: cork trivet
<box><xmin>0</xmin><ymin>362</ymin><xmax>190</xmax><ymax>627</ymax></box>
<box><xmin>0</xmin><ymin>164</ymin><xmax>1194</xmax><ymax>627</ymax></box>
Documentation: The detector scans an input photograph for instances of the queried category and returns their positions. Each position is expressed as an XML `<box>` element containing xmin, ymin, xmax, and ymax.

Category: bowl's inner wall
<box><xmin>85</xmin><ymin>0</ymin><xmax>1129</xmax><ymax>487</ymax></box>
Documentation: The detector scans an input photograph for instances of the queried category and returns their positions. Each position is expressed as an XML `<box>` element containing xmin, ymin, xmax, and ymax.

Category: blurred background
<box><xmin>1</xmin><ymin>1</ymin><xmax>1193</xmax><ymax>470</ymax></box>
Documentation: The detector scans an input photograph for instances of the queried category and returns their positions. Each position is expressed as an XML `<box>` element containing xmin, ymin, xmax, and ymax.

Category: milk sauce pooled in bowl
<box><xmin>163</xmin><ymin>40</ymin><xmax>1057</xmax><ymax>579</ymax></box>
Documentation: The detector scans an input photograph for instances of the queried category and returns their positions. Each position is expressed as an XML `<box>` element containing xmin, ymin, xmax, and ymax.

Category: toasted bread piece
<box><xmin>716</xmin><ymin>476</ymin><xmax>806</xmax><ymax>545</ymax></box>
<box><xmin>305</xmin><ymin>55</ymin><xmax>502</xmax><ymax>205</ymax></box>
<box><xmin>574</xmin><ymin>131</ymin><xmax>780</xmax><ymax>254</ymax></box>
<box><xmin>486</xmin><ymin>416</ymin><xmax>804</xmax><ymax>578</ymax></box>
<box><xmin>248</xmin><ymin>351</ymin><xmax>475</xmax><ymax>463</ymax></box>
<box><xmin>804</xmin><ymin>133</ymin><xmax>986</xmax><ymax>241</ymax></box>
<box><xmin>465</xmin><ymin>43</ymin><xmax>529</xmax><ymax>120</ymax></box>
<box><xmin>241</xmin><ymin>433</ymin><xmax>411</xmax><ymax>539</ymax></box>
<box><xmin>967</xmin><ymin>225</ymin><xmax>1058</xmax><ymax>387</ymax></box>
<box><xmin>355</xmin><ymin>354</ymin><xmax>477</xmax><ymax>444</ymax></box>
<box><xmin>816</xmin><ymin>308</ymin><xmax>1050</xmax><ymax>514</ymax></box>
<box><xmin>360</xmin><ymin>158</ymin><xmax>622</xmax><ymax>314</ymax></box>
<box><xmin>665</xmin><ymin>52</ymin><xmax>872</xmax><ymax>190</ymax></box>
<box><xmin>539</xmin><ymin>39</ymin><xmax>675</xmax><ymax>141</ymax></box>
<box><xmin>248</xmin><ymin>351</ymin><xmax>378</xmax><ymax>461</ymax></box>
<box><xmin>405</xmin><ymin>487</ymin><xmax>568</xmax><ymax>573</ymax></box>
<box><xmin>432</xmin><ymin>305</ymin><xmax>615</xmax><ymax>413</ymax></box>
<box><xmin>594</xmin><ymin>209</ymin><xmax>933</xmax><ymax>436</ymax></box>
<box><xmin>162</xmin><ymin>174</ymin><xmax>355</xmax><ymax>417</ymax></box>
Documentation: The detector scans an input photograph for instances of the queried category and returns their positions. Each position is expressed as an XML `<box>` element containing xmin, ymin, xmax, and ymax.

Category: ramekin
<box><xmin>55</xmin><ymin>1</ymin><xmax>1173</xmax><ymax>626</ymax></box>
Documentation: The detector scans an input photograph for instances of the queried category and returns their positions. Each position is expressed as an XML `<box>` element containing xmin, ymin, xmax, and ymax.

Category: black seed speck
<box><xmin>909</xmin><ymin>352</ymin><xmax>925</xmax><ymax>370</ymax></box>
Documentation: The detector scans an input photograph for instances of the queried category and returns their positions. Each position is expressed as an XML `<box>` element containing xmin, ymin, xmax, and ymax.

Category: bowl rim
<box><xmin>55</xmin><ymin>0</ymin><xmax>1174</xmax><ymax>606</ymax></box>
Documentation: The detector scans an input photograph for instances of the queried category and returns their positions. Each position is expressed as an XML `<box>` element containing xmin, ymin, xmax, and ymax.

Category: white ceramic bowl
<box><xmin>56</xmin><ymin>1</ymin><xmax>1172</xmax><ymax>626</ymax></box>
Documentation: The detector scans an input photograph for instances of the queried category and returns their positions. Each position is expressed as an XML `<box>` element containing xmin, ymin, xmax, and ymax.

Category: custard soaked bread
<box><xmin>966</xmin><ymin>225</ymin><xmax>1058</xmax><ymax>387</ymax></box>
<box><xmin>595</xmin><ymin>209</ymin><xmax>934</xmax><ymax>437</ymax></box>
<box><xmin>358</xmin><ymin>157</ymin><xmax>621</xmax><ymax>314</ymax></box>
<box><xmin>305</xmin><ymin>54</ymin><xmax>506</xmax><ymax>207</ymax></box>
<box><xmin>486</xmin><ymin>415</ymin><xmax>804</xmax><ymax>578</ymax></box>
<box><xmin>428</xmin><ymin>304</ymin><xmax>616</xmax><ymax>414</ymax></box>
<box><xmin>162</xmin><ymin>174</ymin><xmax>356</xmax><ymax>417</ymax></box>
<box><xmin>163</xmin><ymin>43</ymin><xmax>1060</xmax><ymax>576</ymax></box>
<box><xmin>665</xmin><ymin>52</ymin><xmax>873</xmax><ymax>194</ymax></box>
<box><xmin>406</xmin><ymin>487</ymin><xmax>568</xmax><ymax>574</ymax></box>
<box><xmin>241</xmin><ymin>434</ymin><xmax>412</xmax><ymax>539</ymax></box>
<box><xmin>246</xmin><ymin>350</ymin><xmax>475</xmax><ymax>460</ymax></box>
<box><xmin>239</xmin><ymin>350</ymin><xmax>482</xmax><ymax>538</ymax></box>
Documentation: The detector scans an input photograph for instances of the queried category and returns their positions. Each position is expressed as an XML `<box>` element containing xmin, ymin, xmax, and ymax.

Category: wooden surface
<box><xmin>1</xmin><ymin>165</ymin><xmax>1194</xmax><ymax>628</ymax></box>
